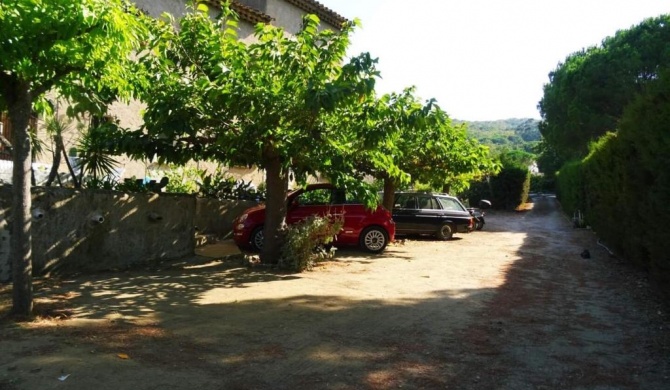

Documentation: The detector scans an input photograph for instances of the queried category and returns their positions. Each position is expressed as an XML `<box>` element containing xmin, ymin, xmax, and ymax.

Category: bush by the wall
<box><xmin>279</xmin><ymin>215</ymin><xmax>344</xmax><ymax>272</ymax></box>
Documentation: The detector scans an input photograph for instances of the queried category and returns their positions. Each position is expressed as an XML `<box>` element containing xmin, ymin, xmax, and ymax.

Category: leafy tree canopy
<box><xmin>120</xmin><ymin>7</ymin><xmax>377</xmax><ymax>178</ymax></box>
<box><xmin>335</xmin><ymin>88</ymin><xmax>497</xmax><ymax>208</ymax></box>
<box><xmin>498</xmin><ymin>149</ymin><xmax>535</xmax><ymax>170</ymax></box>
<box><xmin>0</xmin><ymin>0</ymin><xmax>149</xmax><ymax>316</ymax></box>
<box><xmin>114</xmin><ymin>5</ymin><xmax>380</xmax><ymax>262</ymax></box>
<box><xmin>538</xmin><ymin>14</ymin><xmax>670</xmax><ymax>164</ymax></box>
<box><xmin>0</xmin><ymin>0</ymin><xmax>148</xmax><ymax>114</ymax></box>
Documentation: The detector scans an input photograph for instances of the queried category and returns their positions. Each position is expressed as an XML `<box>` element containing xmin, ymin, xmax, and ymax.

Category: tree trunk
<box><xmin>63</xmin><ymin>146</ymin><xmax>80</xmax><ymax>188</ymax></box>
<box><xmin>442</xmin><ymin>184</ymin><xmax>451</xmax><ymax>194</ymax></box>
<box><xmin>30</xmin><ymin>164</ymin><xmax>36</xmax><ymax>186</ymax></box>
<box><xmin>9</xmin><ymin>84</ymin><xmax>34</xmax><ymax>317</ymax></box>
<box><xmin>0</xmin><ymin>134</ymin><xmax>12</xmax><ymax>150</ymax></box>
<box><xmin>46</xmin><ymin>136</ymin><xmax>63</xmax><ymax>186</ymax></box>
<box><xmin>382</xmin><ymin>177</ymin><xmax>396</xmax><ymax>212</ymax></box>
<box><xmin>260</xmin><ymin>156</ymin><xmax>288</xmax><ymax>264</ymax></box>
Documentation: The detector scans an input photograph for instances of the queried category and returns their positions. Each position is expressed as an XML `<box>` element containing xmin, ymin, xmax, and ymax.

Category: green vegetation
<box><xmin>0</xmin><ymin>1</ymin><xmax>517</xmax><ymax>314</ymax></box>
<box><xmin>539</xmin><ymin>15</ymin><xmax>670</xmax><ymax>170</ymax></box>
<box><xmin>279</xmin><ymin>215</ymin><xmax>344</xmax><ymax>272</ymax></box>
<box><xmin>0</xmin><ymin>0</ymin><xmax>149</xmax><ymax>316</ymax></box>
<box><xmin>113</xmin><ymin>5</ymin><xmax>495</xmax><ymax>264</ymax></box>
<box><xmin>43</xmin><ymin>115</ymin><xmax>79</xmax><ymax>187</ymax></box>
<box><xmin>540</xmin><ymin>15</ymin><xmax>670</xmax><ymax>288</ymax></box>
<box><xmin>454</xmin><ymin>119</ymin><xmax>538</xmax><ymax>209</ymax></box>
<box><xmin>346</xmin><ymin>89</ymin><xmax>497</xmax><ymax>210</ymax></box>
<box><xmin>81</xmin><ymin>164</ymin><xmax>265</xmax><ymax>200</ymax></box>
<box><xmin>465</xmin><ymin>149</ymin><xmax>531</xmax><ymax>211</ymax></box>
<box><xmin>116</xmin><ymin>7</ymin><xmax>382</xmax><ymax>264</ymax></box>
<box><xmin>459</xmin><ymin>118</ymin><xmax>541</xmax><ymax>154</ymax></box>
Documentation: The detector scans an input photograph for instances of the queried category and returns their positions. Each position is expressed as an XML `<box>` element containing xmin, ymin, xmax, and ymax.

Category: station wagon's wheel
<box><xmin>436</xmin><ymin>223</ymin><xmax>453</xmax><ymax>240</ymax></box>
<box><xmin>360</xmin><ymin>226</ymin><xmax>388</xmax><ymax>253</ymax></box>
<box><xmin>251</xmin><ymin>226</ymin><xmax>264</xmax><ymax>251</ymax></box>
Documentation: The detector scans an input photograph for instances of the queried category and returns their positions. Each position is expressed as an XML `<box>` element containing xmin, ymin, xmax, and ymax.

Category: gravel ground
<box><xmin>1</xmin><ymin>194</ymin><xmax>668</xmax><ymax>389</ymax></box>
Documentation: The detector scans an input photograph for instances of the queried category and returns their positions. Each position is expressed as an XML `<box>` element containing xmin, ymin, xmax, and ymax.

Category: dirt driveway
<box><xmin>1</xmin><ymin>194</ymin><xmax>668</xmax><ymax>389</ymax></box>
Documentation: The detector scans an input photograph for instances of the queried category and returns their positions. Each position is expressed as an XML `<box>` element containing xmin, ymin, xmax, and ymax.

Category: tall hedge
<box><xmin>556</xmin><ymin>71</ymin><xmax>670</xmax><ymax>287</ymax></box>
<box><xmin>467</xmin><ymin>167</ymin><xmax>530</xmax><ymax>210</ymax></box>
<box><xmin>555</xmin><ymin>159</ymin><xmax>585</xmax><ymax>218</ymax></box>
<box><xmin>581</xmin><ymin>133</ymin><xmax>643</xmax><ymax>262</ymax></box>
<box><xmin>617</xmin><ymin>72</ymin><xmax>670</xmax><ymax>282</ymax></box>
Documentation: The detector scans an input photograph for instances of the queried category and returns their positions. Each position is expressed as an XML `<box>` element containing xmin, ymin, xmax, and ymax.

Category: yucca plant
<box><xmin>43</xmin><ymin>115</ymin><xmax>81</xmax><ymax>187</ymax></box>
<box><xmin>75</xmin><ymin>120</ymin><xmax>119</xmax><ymax>185</ymax></box>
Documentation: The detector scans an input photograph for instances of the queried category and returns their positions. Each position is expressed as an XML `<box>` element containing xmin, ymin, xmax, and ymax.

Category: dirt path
<box><xmin>1</xmin><ymin>195</ymin><xmax>668</xmax><ymax>389</ymax></box>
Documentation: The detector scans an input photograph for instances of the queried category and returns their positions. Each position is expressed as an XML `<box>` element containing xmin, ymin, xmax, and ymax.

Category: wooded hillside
<box><xmin>457</xmin><ymin>118</ymin><xmax>540</xmax><ymax>153</ymax></box>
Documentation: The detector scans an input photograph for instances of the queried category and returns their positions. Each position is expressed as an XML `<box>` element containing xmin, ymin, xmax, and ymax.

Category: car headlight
<box><xmin>238</xmin><ymin>214</ymin><xmax>248</xmax><ymax>223</ymax></box>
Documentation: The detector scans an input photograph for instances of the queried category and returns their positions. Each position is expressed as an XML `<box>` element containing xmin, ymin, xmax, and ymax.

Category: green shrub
<box><xmin>581</xmin><ymin>133</ymin><xmax>634</xmax><ymax>253</ymax></box>
<box><xmin>154</xmin><ymin>165</ymin><xmax>201</xmax><ymax>194</ymax></box>
<box><xmin>148</xmin><ymin>165</ymin><xmax>265</xmax><ymax>200</ymax></box>
<box><xmin>412</xmin><ymin>182</ymin><xmax>435</xmax><ymax>192</ymax></box>
<box><xmin>198</xmin><ymin>173</ymin><xmax>264</xmax><ymax>201</ymax></box>
<box><xmin>279</xmin><ymin>215</ymin><xmax>344</xmax><ymax>272</ymax></box>
<box><xmin>553</xmin><ymin>70</ymin><xmax>670</xmax><ymax>290</ymax></box>
<box><xmin>82</xmin><ymin>176</ymin><xmax>118</xmax><ymax>190</ymax></box>
<box><xmin>489</xmin><ymin>167</ymin><xmax>530</xmax><ymax>210</ymax></box>
<box><xmin>556</xmin><ymin>159</ymin><xmax>585</xmax><ymax>217</ymax></box>
<box><xmin>615</xmin><ymin>72</ymin><xmax>670</xmax><ymax>283</ymax></box>
<box><xmin>465</xmin><ymin>167</ymin><xmax>530</xmax><ymax>210</ymax></box>
<box><xmin>464</xmin><ymin>179</ymin><xmax>491</xmax><ymax>208</ymax></box>
<box><xmin>115</xmin><ymin>177</ymin><xmax>150</xmax><ymax>193</ymax></box>
<box><xmin>530</xmin><ymin>174</ymin><xmax>555</xmax><ymax>193</ymax></box>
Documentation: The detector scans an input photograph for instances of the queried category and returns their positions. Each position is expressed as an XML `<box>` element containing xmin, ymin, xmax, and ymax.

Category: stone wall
<box><xmin>0</xmin><ymin>187</ymin><xmax>198</xmax><ymax>280</ymax></box>
<box><xmin>195</xmin><ymin>198</ymin><xmax>257</xmax><ymax>238</ymax></box>
<box><xmin>0</xmin><ymin>186</ymin><xmax>256</xmax><ymax>282</ymax></box>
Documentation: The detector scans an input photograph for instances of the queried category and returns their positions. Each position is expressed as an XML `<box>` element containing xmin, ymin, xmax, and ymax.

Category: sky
<box><xmin>316</xmin><ymin>0</ymin><xmax>669</xmax><ymax>121</ymax></box>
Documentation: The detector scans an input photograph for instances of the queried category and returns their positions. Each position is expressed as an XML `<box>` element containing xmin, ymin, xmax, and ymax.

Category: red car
<box><xmin>233</xmin><ymin>184</ymin><xmax>395</xmax><ymax>253</ymax></box>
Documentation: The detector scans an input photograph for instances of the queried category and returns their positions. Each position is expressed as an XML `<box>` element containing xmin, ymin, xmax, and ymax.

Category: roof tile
<box><xmin>200</xmin><ymin>0</ymin><xmax>347</xmax><ymax>30</ymax></box>
<box><xmin>283</xmin><ymin>0</ymin><xmax>348</xmax><ymax>29</ymax></box>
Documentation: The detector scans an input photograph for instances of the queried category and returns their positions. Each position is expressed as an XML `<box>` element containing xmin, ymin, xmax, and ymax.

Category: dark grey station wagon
<box><xmin>393</xmin><ymin>192</ymin><xmax>473</xmax><ymax>240</ymax></box>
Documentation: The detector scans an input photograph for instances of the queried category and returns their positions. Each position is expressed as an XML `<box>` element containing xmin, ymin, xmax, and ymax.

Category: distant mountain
<box><xmin>455</xmin><ymin>118</ymin><xmax>541</xmax><ymax>153</ymax></box>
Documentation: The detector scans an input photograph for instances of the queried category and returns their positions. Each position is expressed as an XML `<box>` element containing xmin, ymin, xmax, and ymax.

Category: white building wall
<box><xmin>134</xmin><ymin>0</ymin><xmax>187</xmax><ymax>19</ymax></box>
<box><xmin>266</xmin><ymin>0</ymin><xmax>338</xmax><ymax>33</ymax></box>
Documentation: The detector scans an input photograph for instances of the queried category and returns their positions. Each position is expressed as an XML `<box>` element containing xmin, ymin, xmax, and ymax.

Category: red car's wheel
<box><xmin>250</xmin><ymin>226</ymin><xmax>264</xmax><ymax>251</ymax></box>
<box><xmin>359</xmin><ymin>226</ymin><xmax>388</xmax><ymax>253</ymax></box>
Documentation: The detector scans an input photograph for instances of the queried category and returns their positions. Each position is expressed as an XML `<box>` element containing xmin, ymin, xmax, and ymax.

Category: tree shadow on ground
<box><xmin>448</xmin><ymin>194</ymin><xmax>670</xmax><ymax>389</ymax></box>
<box><xmin>330</xmin><ymin>245</ymin><xmax>415</xmax><ymax>263</ymax></box>
<box><xmin>3</xmin><ymin>194</ymin><xmax>667</xmax><ymax>389</ymax></box>
<box><xmin>0</xmin><ymin>265</ymin><xmax>496</xmax><ymax>389</ymax></box>
<box><xmin>0</xmin><ymin>224</ymin><xmax>498</xmax><ymax>389</ymax></box>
